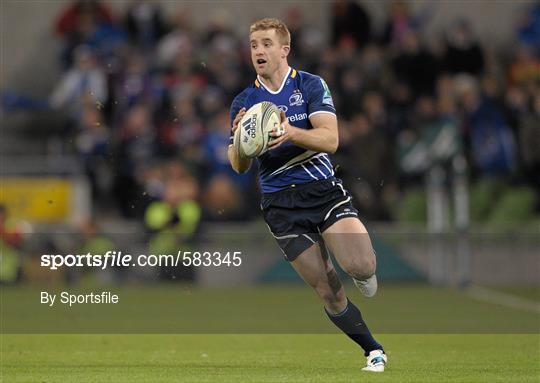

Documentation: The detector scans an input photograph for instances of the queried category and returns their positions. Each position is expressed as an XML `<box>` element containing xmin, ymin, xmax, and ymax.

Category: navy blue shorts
<box><xmin>261</xmin><ymin>177</ymin><xmax>359</xmax><ymax>261</ymax></box>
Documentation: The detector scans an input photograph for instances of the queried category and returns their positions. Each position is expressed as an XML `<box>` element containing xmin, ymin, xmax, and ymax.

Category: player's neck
<box><xmin>259</xmin><ymin>64</ymin><xmax>290</xmax><ymax>92</ymax></box>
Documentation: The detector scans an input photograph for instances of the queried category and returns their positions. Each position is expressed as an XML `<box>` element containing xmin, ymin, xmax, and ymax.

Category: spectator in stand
<box><xmin>55</xmin><ymin>0</ymin><xmax>113</xmax><ymax>38</ymax></box>
<box><xmin>282</xmin><ymin>6</ymin><xmax>325</xmax><ymax>73</ymax></box>
<box><xmin>456</xmin><ymin>75</ymin><xmax>517</xmax><ymax>177</ymax></box>
<box><xmin>517</xmin><ymin>2</ymin><xmax>540</xmax><ymax>55</ymax></box>
<box><xmin>200</xmin><ymin>109</ymin><xmax>256</xmax><ymax>220</ymax></box>
<box><xmin>143</xmin><ymin>162</ymin><xmax>201</xmax><ymax>236</ymax></box>
<box><xmin>396</xmin><ymin>95</ymin><xmax>437</xmax><ymax>178</ymax></box>
<box><xmin>76</xmin><ymin>106</ymin><xmax>110</xmax><ymax>203</ymax></box>
<box><xmin>156</xmin><ymin>8</ymin><xmax>194</xmax><ymax>70</ymax></box>
<box><xmin>359</xmin><ymin>44</ymin><xmax>387</xmax><ymax>91</ymax></box>
<box><xmin>314</xmin><ymin>49</ymin><xmax>339</xmax><ymax>108</ymax></box>
<box><xmin>157</xmin><ymin>87</ymin><xmax>204</xmax><ymax>158</ymax></box>
<box><xmin>382</xmin><ymin>0</ymin><xmax>416</xmax><ymax>49</ymax></box>
<box><xmin>143</xmin><ymin>162</ymin><xmax>201</xmax><ymax>281</ymax></box>
<box><xmin>336</xmin><ymin>112</ymin><xmax>395</xmax><ymax>220</ymax></box>
<box><xmin>336</xmin><ymin>65</ymin><xmax>364</xmax><ymax>120</ymax></box>
<box><xmin>203</xmin><ymin>12</ymin><xmax>248</xmax><ymax>97</ymax></box>
<box><xmin>442</xmin><ymin>19</ymin><xmax>484</xmax><ymax>76</ymax></box>
<box><xmin>363</xmin><ymin>91</ymin><xmax>392</xmax><ymax>137</ymax></box>
<box><xmin>387</xmin><ymin>81</ymin><xmax>413</xmax><ymax>136</ymax></box>
<box><xmin>56</xmin><ymin>0</ymin><xmax>124</xmax><ymax>69</ymax></box>
<box><xmin>112</xmin><ymin>49</ymin><xmax>162</xmax><ymax>125</ymax></box>
<box><xmin>202</xmin><ymin>9</ymin><xmax>236</xmax><ymax>46</ymax></box>
<box><xmin>124</xmin><ymin>0</ymin><xmax>168</xmax><ymax>54</ymax></box>
<box><xmin>113</xmin><ymin>103</ymin><xmax>156</xmax><ymax>217</ymax></box>
<box><xmin>50</xmin><ymin>45</ymin><xmax>107</xmax><ymax>122</ymax></box>
<box><xmin>331</xmin><ymin>0</ymin><xmax>371</xmax><ymax>49</ymax></box>
<box><xmin>198</xmin><ymin>86</ymin><xmax>225</xmax><ymax>120</ymax></box>
<box><xmin>201</xmin><ymin>109</ymin><xmax>247</xmax><ymax>185</ymax></box>
<box><xmin>519</xmin><ymin>93</ymin><xmax>540</xmax><ymax>201</ymax></box>
<box><xmin>283</xmin><ymin>7</ymin><xmax>306</xmax><ymax>67</ymax></box>
<box><xmin>391</xmin><ymin>31</ymin><xmax>440</xmax><ymax>99</ymax></box>
<box><xmin>507</xmin><ymin>45</ymin><xmax>540</xmax><ymax>89</ymax></box>
<box><xmin>141</xmin><ymin>163</ymin><xmax>167</xmax><ymax>201</ymax></box>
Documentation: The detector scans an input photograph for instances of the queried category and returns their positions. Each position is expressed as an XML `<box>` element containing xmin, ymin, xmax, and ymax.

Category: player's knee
<box><xmin>342</xmin><ymin>250</ymin><xmax>376</xmax><ymax>280</ymax></box>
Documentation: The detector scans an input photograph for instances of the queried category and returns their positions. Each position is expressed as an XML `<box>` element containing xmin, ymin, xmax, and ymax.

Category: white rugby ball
<box><xmin>236</xmin><ymin>102</ymin><xmax>281</xmax><ymax>158</ymax></box>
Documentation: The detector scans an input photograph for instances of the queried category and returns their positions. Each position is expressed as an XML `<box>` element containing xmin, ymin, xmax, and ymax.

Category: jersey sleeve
<box><xmin>302</xmin><ymin>74</ymin><xmax>336</xmax><ymax>118</ymax></box>
<box><xmin>229</xmin><ymin>90</ymin><xmax>250</xmax><ymax>146</ymax></box>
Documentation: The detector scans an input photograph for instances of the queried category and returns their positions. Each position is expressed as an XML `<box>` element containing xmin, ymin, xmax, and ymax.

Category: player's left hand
<box><xmin>268</xmin><ymin>111</ymin><xmax>293</xmax><ymax>150</ymax></box>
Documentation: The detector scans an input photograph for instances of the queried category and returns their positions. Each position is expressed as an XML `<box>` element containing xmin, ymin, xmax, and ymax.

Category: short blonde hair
<box><xmin>250</xmin><ymin>18</ymin><xmax>291</xmax><ymax>46</ymax></box>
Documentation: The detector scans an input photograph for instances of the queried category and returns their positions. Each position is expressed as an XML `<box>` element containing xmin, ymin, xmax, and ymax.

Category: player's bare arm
<box><xmin>268</xmin><ymin>111</ymin><xmax>339</xmax><ymax>153</ymax></box>
<box><xmin>228</xmin><ymin>107</ymin><xmax>252</xmax><ymax>173</ymax></box>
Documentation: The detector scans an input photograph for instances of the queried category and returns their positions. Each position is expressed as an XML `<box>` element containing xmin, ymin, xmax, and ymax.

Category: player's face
<box><xmin>250</xmin><ymin>29</ymin><xmax>288</xmax><ymax>78</ymax></box>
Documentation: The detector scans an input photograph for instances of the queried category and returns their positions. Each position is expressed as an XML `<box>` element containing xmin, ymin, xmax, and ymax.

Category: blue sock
<box><xmin>325</xmin><ymin>298</ymin><xmax>383</xmax><ymax>356</ymax></box>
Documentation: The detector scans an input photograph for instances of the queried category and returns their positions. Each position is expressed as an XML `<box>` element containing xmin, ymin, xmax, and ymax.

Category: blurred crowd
<box><xmin>2</xmin><ymin>0</ymin><xmax>539</xmax><ymax>285</ymax></box>
<box><xmin>15</xmin><ymin>0</ymin><xmax>540</xmax><ymax>224</ymax></box>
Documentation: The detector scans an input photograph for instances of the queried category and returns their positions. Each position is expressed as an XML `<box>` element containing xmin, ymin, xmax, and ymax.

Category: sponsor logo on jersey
<box><xmin>288</xmin><ymin>113</ymin><xmax>307</xmax><ymax>122</ymax></box>
<box><xmin>278</xmin><ymin>105</ymin><xmax>288</xmax><ymax>113</ymax></box>
<box><xmin>289</xmin><ymin>90</ymin><xmax>304</xmax><ymax>107</ymax></box>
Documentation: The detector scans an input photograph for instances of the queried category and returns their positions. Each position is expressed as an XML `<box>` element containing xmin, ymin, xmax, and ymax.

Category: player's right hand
<box><xmin>232</xmin><ymin>108</ymin><xmax>246</xmax><ymax>133</ymax></box>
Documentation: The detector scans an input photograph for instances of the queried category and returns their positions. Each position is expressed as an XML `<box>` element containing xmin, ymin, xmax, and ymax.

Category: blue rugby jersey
<box><xmin>229</xmin><ymin>67</ymin><xmax>337</xmax><ymax>193</ymax></box>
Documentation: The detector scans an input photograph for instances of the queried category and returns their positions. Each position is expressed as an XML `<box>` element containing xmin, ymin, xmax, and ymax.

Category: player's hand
<box><xmin>231</xmin><ymin>108</ymin><xmax>246</xmax><ymax>134</ymax></box>
<box><xmin>268</xmin><ymin>111</ymin><xmax>292</xmax><ymax>150</ymax></box>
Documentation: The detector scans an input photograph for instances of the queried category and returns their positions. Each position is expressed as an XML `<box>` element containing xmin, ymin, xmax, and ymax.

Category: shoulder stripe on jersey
<box><xmin>255</xmin><ymin>79</ymin><xmax>260</xmax><ymax>87</ymax></box>
<box><xmin>291</xmin><ymin>69</ymin><xmax>297</xmax><ymax>78</ymax></box>
<box><xmin>308</xmin><ymin>110</ymin><xmax>337</xmax><ymax>118</ymax></box>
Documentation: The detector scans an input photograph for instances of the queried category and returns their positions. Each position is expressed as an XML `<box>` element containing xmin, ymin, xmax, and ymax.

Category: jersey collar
<box><xmin>256</xmin><ymin>67</ymin><xmax>293</xmax><ymax>95</ymax></box>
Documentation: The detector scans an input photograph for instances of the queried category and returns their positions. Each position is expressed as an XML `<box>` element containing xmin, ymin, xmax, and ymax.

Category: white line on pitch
<box><xmin>467</xmin><ymin>285</ymin><xmax>540</xmax><ymax>314</ymax></box>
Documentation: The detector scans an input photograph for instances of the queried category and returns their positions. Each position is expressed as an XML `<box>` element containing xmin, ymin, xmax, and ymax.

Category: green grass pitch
<box><xmin>3</xmin><ymin>334</ymin><xmax>539</xmax><ymax>382</ymax></box>
<box><xmin>1</xmin><ymin>285</ymin><xmax>539</xmax><ymax>382</ymax></box>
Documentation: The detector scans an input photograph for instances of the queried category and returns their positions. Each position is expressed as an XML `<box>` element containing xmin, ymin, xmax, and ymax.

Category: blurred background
<box><xmin>0</xmin><ymin>0</ymin><xmax>539</xmax><ymax>317</ymax></box>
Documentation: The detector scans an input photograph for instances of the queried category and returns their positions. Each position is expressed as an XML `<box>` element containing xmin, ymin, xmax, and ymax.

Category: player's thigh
<box><xmin>290</xmin><ymin>242</ymin><xmax>329</xmax><ymax>287</ymax></box>
<box><xmin>321</xmin><ymin>217</ymin><xmax>376</xmax><ymax>275</ymax></box>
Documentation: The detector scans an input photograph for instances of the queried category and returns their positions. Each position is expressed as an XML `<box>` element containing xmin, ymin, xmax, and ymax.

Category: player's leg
<box><xmin>320</xmin><ymin>217</ymin><xmax>386</xmax><ymax>371</ymax></box>
<box><xmin>290</xmin><ymin>239</ymin><xmax>385</xmax><ymax>370</ymax></box>
<box><xmin>321</xmin><ymin>217</ymin><xmax>378</xmax><ymax>297</ymax></box>
<box><xmin>290</xmin><ymin>241</ymin><xmax>347</xmax><ymax>314</ymax></box>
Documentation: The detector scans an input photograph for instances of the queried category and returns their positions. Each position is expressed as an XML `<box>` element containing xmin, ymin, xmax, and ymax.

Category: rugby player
<box><xmin>228</xmin><ymin>18</ymin><xmax>387</xmax><ymax>372</ymax></box>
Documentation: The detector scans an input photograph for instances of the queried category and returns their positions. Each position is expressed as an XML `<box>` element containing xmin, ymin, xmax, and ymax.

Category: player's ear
<box><xmin>281</xmin><ymin>45</ymin><xmax>290</xmax><ymax>58</ymax></box>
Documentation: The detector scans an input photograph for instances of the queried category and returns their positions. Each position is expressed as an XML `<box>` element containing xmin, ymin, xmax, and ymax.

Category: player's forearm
<box><xmin>228</xmin><ymin>145</ymin><xmax>252</xmax><ymax>173</ymax></box>
<box><xmin>288</xmin><ymin>126</ymin><xmax>339</xmax><ymax>154</ymax></box>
